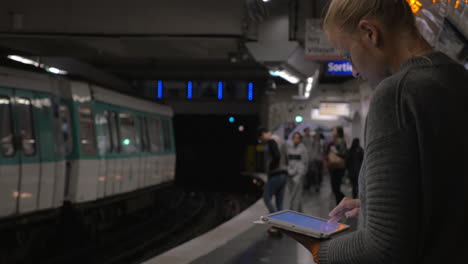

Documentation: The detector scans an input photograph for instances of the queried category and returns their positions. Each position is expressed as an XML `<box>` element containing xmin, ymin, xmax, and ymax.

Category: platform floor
<box><xmin>189</xmin><ymin>175</ymin><xmax>355</xmax><ymax>264</ymax></box>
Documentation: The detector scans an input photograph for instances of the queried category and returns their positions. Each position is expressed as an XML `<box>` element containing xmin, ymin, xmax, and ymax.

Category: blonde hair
<box><xmin>322</xmin><ymin>0</ymin><xmax>416</xmax><ymax>33</ymax></box>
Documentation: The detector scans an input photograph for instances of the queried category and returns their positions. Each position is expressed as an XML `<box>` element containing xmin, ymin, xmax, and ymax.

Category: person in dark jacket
<box><xmin>258</xmin><ymin>128</ymin><xmax>287</xmax><ymax>234</ymax></box>
<box><xmin>346</xmin><ymin>138</ymin><xmax>363</xmax><ymax>198</ymax></box>
<box><xmin>327</xmin><ymin>126</ymin><xmax>347</xmax><ymax>205</ymax></box>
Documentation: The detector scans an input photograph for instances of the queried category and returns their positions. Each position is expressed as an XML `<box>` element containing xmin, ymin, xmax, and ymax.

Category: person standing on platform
<box><xmin>346</xmin><ymin>138</ymin><xmax>364</xmax><ymax>198</ymax></box>
<box><xmin>258</xmin><ymin>128</ymin><xmax>288</xmax><ymax>234</ymax></box>
<box><xmin>280</xmin><ymin>0</ymin><xmax>468</xmax><ymax>263</ymax></box>
<box><xmin>327</xmin><ymin>126</ymin><xmax>347</xmax><ymax>205</ymax></box>
<box><xmin>286</xmin><ymin>132</ymin><xmax>308</xmax><ymax>212</ymax></box>
<box><xmin>301</xmin><ymin>127</ymin><xmax>315</xmax><ymax>192</ymax></box>
<box><xmin>310</xmin><ymin>130</ymin><xmax>325</xmax><ymax>192</ymax></box>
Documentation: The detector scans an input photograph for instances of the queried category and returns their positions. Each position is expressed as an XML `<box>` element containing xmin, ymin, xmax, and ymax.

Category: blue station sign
<box><xmin>326</xmin><ymin>61</ymin><xmax>353</xmax><ymax>76</ymax></box>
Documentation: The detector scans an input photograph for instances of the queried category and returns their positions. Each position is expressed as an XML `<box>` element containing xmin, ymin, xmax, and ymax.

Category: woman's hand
<box><xmin>328</xmin><ymin>197</ymin><xmax>361</xmax><ymax>223</ymax></box>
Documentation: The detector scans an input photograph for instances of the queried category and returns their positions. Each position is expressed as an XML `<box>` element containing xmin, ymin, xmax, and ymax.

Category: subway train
<box><xmin>0</xmin><ymin>65</ymin><xmax>176</xmax><ymax>221</ymax></box>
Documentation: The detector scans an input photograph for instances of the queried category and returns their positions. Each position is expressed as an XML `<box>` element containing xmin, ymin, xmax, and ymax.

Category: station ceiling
<box><xmin>0</xmin><ymin>0</ymin><xmax>275</xmax><ymax>83</ymax></box>
<box><xmin>0</xmin><ymin>1</ymin><xmax>340</xmax><ymax>86</ymax></box>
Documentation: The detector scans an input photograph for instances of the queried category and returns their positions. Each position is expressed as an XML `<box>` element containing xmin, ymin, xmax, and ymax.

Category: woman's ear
<box><xmin>358</xmin><ymin>20</ymin><xmax>380</xmax><ymax>47</ymax></box>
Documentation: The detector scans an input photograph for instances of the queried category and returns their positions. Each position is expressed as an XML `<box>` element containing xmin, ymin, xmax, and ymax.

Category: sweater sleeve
<box><xmin>318</xmin><ymin>76</ymin><xmax>422</xmax><ymax>263</ymax></box>
<box><xmin>318</xmin><ymin>129</ymin><xmax>421</xmax><ymax>263</ymax></box>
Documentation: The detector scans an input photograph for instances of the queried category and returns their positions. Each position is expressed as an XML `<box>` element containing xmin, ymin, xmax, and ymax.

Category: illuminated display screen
<box><xmin>269</xmin><ymin>211</ymin><xmax>347</xmax><ymax>233</ymax></box>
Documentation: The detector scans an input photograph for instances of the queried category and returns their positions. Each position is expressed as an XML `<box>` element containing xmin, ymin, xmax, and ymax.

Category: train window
<box><xmin>59</xmin><ymin>105</ymin><xmax>73</xmax><ymax>155</ymax></box>
<box><xmin>0</xmin><ymin>97</ymin><xmax>14</xmax><ymax>157</ymax></box>
<box><xmin>17</xmin><ymin>97</ymin><xmax>36</xmax><ymax>156</ymax></box>
<box><xmin>119</xmin><ymin>112</ymin><xmax>137</xmax><ymax>154</ymax></box>
<box><xmin>103</xmin><ymin>111</ymin><xmax>113</xmax><ymax>153</ymax></box>
<box><xmin>140</xmin><ymin>117</ymin><xmax>150</xmax><ymax>152</ymax></box>
<box><xmin>148</xmin><ymin>118</ymin><xmax>162</xmax><ymax>153</ymax></box>
<box><xmin>162</xmin><ymin>119</ymin><xmax>172</xmax><ymax>152</ymax></box>
<box><xmin>96</xmin><ymin>110</ymin><xmax>112</xmax><ymax>155</ymax></box>
<box><xmin>109</xmin><ymin>111</ymin><xmax>120</xmax><ymax>152</ymax></box>
<box><xmin>78</xmin><ymin>104</ymin><xmax>97</xmax><ymax>155</ymax></box>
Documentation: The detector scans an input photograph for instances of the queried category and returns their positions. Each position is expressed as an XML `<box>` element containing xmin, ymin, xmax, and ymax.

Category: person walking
<box><xmin>286</xmin><ymin>132</ymin><xmax>308</xmax><ymax>212</ymax></box>
<box><xmin>258</xmin><ymin>128</ymin><xmax>288</xmax><ymax>235</ymax></box>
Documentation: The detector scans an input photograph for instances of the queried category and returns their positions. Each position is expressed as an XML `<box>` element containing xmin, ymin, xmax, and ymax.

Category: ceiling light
<box><xmin>269</xmin><ymin>69</ymin><xmax>300</xmax><ymax>84</ymax></box>
<box><xmin>46</xmin><ymin>67</ymin><xmax>68</xmax><ymax>75</ymax></box>
<box><xmin>8</xmin><ymin>55</ymin><xmax>68</xmax><ymax>75</ymax></box>
<box><xmin>7</xmin><ymin>55</ymin><xmax>39</xmax><ymax>67</ymax></box>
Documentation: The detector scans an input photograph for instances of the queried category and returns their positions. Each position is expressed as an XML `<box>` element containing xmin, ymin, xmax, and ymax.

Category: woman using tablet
<box><xmin>282</xmin><ymin>0</ymin><xmax>468</xmax><ymax>263</ymax></box>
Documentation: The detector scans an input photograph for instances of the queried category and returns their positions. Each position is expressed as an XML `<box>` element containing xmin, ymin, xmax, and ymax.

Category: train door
<box><xmin>138</xmin><ymin>117</ymin><xmax>150</xmax><ymax>189</ymax></box>
<box><xmin>94</xmin><ymin>108</ymin><xmax>112</xmax><ymax>199</ymax></box>
<box><xmin>107</xmin><ymin>111</ymin><xmax>121</xmax><ymax>196</ymax></box>
<box><xmin>48</xmin><ymin>100</ymin><xmax>72</xmax><ymax>207</ymax></box>
<box><xmin>12</xmin><ymin>90</ymin><xmax>41</xmax><ymax>214</ymax></box>
<box><xmin>34</xmin><ymin>93</ymin><xmax>56</xmax><ymax>210</ymax></box>
<box><xmin>0</xmin><ymin>87</ymin><xmax>20</xmax><ymax>217</ymax></box>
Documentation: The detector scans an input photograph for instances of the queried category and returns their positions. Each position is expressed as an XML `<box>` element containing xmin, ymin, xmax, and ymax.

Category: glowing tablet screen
<box><xmin>269</xmin><ymin>211</ymin><xmax>346</xmax><ymax>233</ymax></box>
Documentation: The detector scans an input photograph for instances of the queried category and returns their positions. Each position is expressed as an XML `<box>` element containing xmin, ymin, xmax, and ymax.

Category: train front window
<box><xmin>79</xmin><ymin>104</ymin><xmax>97</xmax><ymax>155</ymax></box>
<box><xmin>119</xmin><ymin>113</ymin><xmax>137</xmax><ymax>154</ymax></box>
<box><xmin>0</xmin><ymin>96</ymin><xmax>14</xmax><ymax>157</ymax></box>
<box><xmin>17</xmin><ymin>97</ymin><xmax>36</xmax><ymax>156</ymax></box>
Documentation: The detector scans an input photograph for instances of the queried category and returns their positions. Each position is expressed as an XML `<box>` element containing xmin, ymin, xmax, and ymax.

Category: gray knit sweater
<box><xmin>318</xmin><ymin>52</ymin><xmax>468</xmax><ymax>263</ymax></box>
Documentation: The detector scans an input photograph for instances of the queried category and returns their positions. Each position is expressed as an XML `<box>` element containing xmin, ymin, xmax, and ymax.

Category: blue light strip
<box><xmin>248</xmin><ymin>82</ymin><xmax>254</xmax><ymax>101</ymax></box>
<box><xmin>157</xmin><ymin>81</ymin><xmax>163</xmax><ymax>99</ymax></box>
<box><xmin>187</xmin><ymin>81</ymin><xmax>193</xmax><ymax>99</ymax></box>
<box><xmin>217</xmin><ymin>81</ymin><xmax>223</xmax><ymax>100</ymax></box>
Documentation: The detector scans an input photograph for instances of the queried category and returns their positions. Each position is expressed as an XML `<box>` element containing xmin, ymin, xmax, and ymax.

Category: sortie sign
<box><xmin>326</xmin><ymin>61</ymin><xmax>353</xmax><ymax>76</ymax></box>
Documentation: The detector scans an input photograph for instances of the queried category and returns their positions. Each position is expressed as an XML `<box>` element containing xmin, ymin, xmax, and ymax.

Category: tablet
<box><xmin>256</xmin><ymin>210</ymin><xmax>349</xmax><ymax>239</ymax></box>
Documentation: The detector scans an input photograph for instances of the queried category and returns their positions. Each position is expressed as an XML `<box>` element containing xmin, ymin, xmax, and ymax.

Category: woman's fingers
<box><xmin>344</xmin><ymin>207</ymin><xmax>360</xmax><ymax>218</ymax></box>
<box><xmin>328</xmin><ymin>198</ymin><xmax>361</xmax><ymax>223</ymax></box>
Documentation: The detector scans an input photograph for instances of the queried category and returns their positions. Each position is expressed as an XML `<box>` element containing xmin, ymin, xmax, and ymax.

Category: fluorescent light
<box><xmin>303</xmin><ymin>77</ymin><xmax>314</xmax><ymax>98</ymax></box>
<box><xmin>248</xmin><ymin>82</ymin><xmax>254</xmax><ymax>101</ymax></box>
<box><xmin>46</xmin><ymin>67</ymin><xmax>68</xmax><ymax>75</ymax></box>
<box><xmin>262</xmin><ymin>0</ymin><xmax>270</xmax><ymax>2</ymax></box>
<box><xmin>157</xmin><ymin>81</ymin><xmax>163</xmax><ymax>99</ymax></box>
<box><xmin>187</xmin><ymin>81</ymin><xmax>193</xmax><ymax>99</ymax></box>
<box><xmin>465</xmin><ymin>63</ymin><xmax>468</xmax><ymax>70</ymax></box>
<box><xmin>7</xmin><ymin>55</ymin><xmax>39</xmax><ymax>67</ymax></box>
<box><xmin>311</xmin><ymin>108</ymin><xmax>338</xmax><ymax>121</ymax></box>
<box><xmin>217</xmin><ymin>82</ymin><xmax>223</xmax><ymax>100</ymax></box>
<box><xmin>269</xmin><ymin>69</ymin><xmax>300</xmax><ymax>84</ymax></box>
<box><xmin>8</xmin><ymin>56</ymin><xmax>68</xmax><ymax>75</ymax></box>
